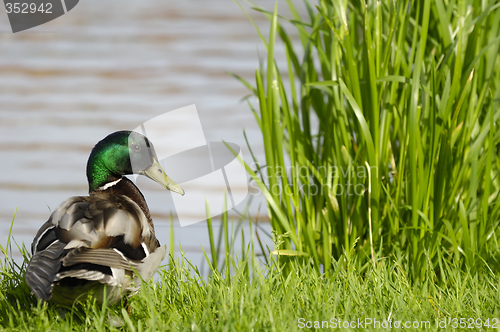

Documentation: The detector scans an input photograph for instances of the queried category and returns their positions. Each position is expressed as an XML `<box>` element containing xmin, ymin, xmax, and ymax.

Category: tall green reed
<box><xmin>235</xmin><ymin>0</ymin><xmax>500</xmax><ymax>280</ymax></box>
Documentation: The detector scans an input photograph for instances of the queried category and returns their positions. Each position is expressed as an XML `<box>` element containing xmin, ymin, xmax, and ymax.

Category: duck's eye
<box><xmin>132</xmin><ymin>144</ymin><xmax>141</xmax><ymax>151</ymax></box>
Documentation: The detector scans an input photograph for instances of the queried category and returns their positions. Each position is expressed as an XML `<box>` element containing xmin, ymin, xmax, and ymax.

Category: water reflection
<box><xmin>0</xmin><ymin>0</ymin><xmax>298</xmax><ymax>265</ymax></box>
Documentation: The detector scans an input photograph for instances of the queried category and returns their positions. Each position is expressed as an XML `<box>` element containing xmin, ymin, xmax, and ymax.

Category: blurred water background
<box><xmin>0</xmin><ymin>0</ymin><xmax>302</xmax><ymax>267</ymax></box>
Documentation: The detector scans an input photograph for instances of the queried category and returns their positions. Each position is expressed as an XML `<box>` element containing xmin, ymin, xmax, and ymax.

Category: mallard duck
<box><xmin>25</xmin><ymin>130</ymin><xmax>184</xmax><ymax>306</ymax></box>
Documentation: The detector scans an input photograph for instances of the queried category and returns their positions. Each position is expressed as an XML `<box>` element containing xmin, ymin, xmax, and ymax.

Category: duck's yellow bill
<box><xmin>141</xmin><ymin>159</ymin><xmax>185</xmax><ymax>196</ymax></box>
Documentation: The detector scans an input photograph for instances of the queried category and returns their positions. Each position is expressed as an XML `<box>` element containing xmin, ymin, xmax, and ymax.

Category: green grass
<box><xmin>1</xmin><ymin>231</ymin><xmax>500</xmax><ymax>331</ymax></box>
<box><xmin>234</xmin><ymin>0</ymin><xmax>500</xmax><ymax>280</ymax></box>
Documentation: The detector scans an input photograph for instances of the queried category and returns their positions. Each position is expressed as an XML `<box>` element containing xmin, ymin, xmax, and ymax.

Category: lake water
<box><xmin>0</xmin><ymin>0</ymin><xmax>304</xmax><ymax>266</ymax></box>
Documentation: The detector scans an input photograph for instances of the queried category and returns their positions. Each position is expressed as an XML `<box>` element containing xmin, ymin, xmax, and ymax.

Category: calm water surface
<box><xmin>0</xmin><ymin>0</ymin><xmax>305</xmax><ymax>264</ymax></box>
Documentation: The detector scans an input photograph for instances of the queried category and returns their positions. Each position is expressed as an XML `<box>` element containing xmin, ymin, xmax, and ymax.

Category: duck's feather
<box><xmin>26</xmin><ymin>193</ymin><xmax>165</xmax><ymax>303</ymax></box>
<box><xmin>25</xmin><ymin>240</ymin><xmax>66</xmax><ymax>301</ymax></box>
<box><xmin>61</xmin><ymin>248</ymin><xmax>139</xmax><ymax>270</ymax></box>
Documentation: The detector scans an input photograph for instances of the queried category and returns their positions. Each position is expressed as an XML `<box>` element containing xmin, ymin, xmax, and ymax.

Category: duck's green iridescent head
<box><xmin>86</xmin><ymin>130</ymin><xmax>184</xmax><ymax>195</ymax></box>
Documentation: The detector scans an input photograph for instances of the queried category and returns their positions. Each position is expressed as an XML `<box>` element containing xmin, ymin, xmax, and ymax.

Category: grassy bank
<box><xmin>1</xmin><ymin>239</ymin><xmax>499</xmax><ymax>331</ymax></box>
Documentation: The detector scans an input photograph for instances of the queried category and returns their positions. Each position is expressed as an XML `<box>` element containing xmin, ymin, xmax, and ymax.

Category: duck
<box><xmin>25</xmin><ymin>130</ymin><xmax>184</xmax><ymax>306</ymax></box>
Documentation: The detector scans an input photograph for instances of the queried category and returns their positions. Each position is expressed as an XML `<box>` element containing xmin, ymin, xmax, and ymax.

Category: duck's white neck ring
<box><xmin>96</xmin><ymin>178</ymin><xmax>122</xmax><ymax>191</ymax></box>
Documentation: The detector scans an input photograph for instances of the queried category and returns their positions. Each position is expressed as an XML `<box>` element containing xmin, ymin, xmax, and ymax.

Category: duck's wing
<box><xmin>25</xmin><ymin>195</ymin><xmax>165</xmax><ymax>302</ymax></box>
